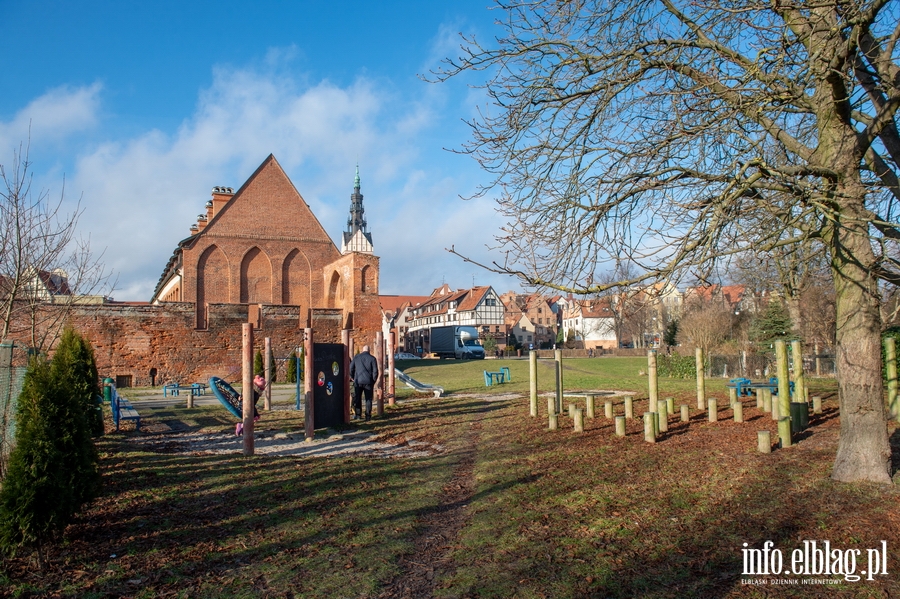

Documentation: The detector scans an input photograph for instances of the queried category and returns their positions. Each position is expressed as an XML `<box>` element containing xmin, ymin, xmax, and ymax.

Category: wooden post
<box><xmin>790</xmin><ymin>339</ymin><xmax>806</xmax><ymax>410</ymax></box>
<box><xmin>665</xmin><ymin>397</ymin><xmax>674</xmax><ymax>416</ymax></box>
<box><xmin>554</xmin><ymin>349</ymin><xmax>563</xmax><ymax>414</ymax></box>
<box><xmin>733</xmin><ymin>401</ymin><xmax>743</xmax><ymax>423</ymax></box>
<box><xmin>812</xmin><ymin>395</ymin><xmax>822</xmax><ymax>414</ymax></box>
<box><xmin>574</xmin><ymin>408</ymin><xmax>584</xmax><ymax>433</ymax></box>
<box><xmin>624</xmin><ymin>395</ymin><xmax>634</xmax><ymax>419</ymax></box>
<box><xmin>604</xmin><ymin>400</ymin><xmax>613</xmax><ymax>419</ymax></box>
<box><xmin>342</xmin><ymin>329</ymin><xmax>351</xmax><ymax>424</ymax></box>
<box><xmin>549</xmin><ymin>413</ymin><xmax>558</xmax><ymax>430</ymax></box>
<box><xmin>263</xmin><ymin>337</ymin><xmax>272</xmax><ymax>411</ymax></box>
<box><xmin>775</xmin><ymin>340</ymin><xmax>790</xmax><ymax>426</ymax></box>
<box><xmin>387</xmin><ymin>332</ymin><xmax>396</xmax><ymax>406</ymax></box>
<box><xmin>886</xmin><ymin>337</ymin><xmax>898</xmax><ymax>421</ymax></box>
<box><xmin>375</xmin><ymin>331</ymin><xmax>384</xmax><ymax>417</ymax></box>
<box><xmin>777</xmin><ymin>417</ymin><xmax>792</xmax><ymax>448</ymax></box>
<box><xmin>529</xmin><ymin>351</ymin><xmax>538</xmax><ymax>417</ymax></box>
<box><xmin>656</xmin><ymin>399</ymin><xmax>668</xmax><ymax>433</ymax></box>
<box><xmin>755</xmin><ymin>388</ymin><xmax>763</xmax><ymax>409</ymax></box>
<box><xmin>615</xmin><ymin>415</ymin><xmax>626</xmax><ymax>437</ymax></box>
<box><xmin>771</xmin><ymin>397</ymin><xmax>780</xmax><ymax>421</ymax></box>
<box><xmin>762</xmin><ymin>388</ymin><xmax>772</xmax><ymax>413</ymax></box>
<box><xmin>304</xmin><ymin>327</ymin><xmax>314</xmax><ymax>441</ymax></box>
<box><xmin>695</xmin><ymin>347</ymin><xmax>706</xmax><ymax>410</ymax></box>
<box><xmin>815</xmin><ymin>342</ymin><xmax>822</xmax><ymax>376</ymax></box>
<box><xmin>186</xmin><ymin>382</ymin><xmax>194</xmax><ymax>409</ymax></box>
<box><xmin>643</xmin><ymin>412</ymin><xmax>656</xmax><ymax>442</ymax></box>
<box><xmin>648</xmin><ymin>349</ymin><xmax>658</xmax><ymax>412</ymax></box>
<box><xmin>708</xmin><ymin>398</ymin><xmax>718</xmax><ymax>422</ymax></box>
<box><xmin>585</xmin><ymin>394</ymin><xmax>595</xmax><ymax>419</ymax></box>
<box><xmin>568</xmin><ymin>403</ymin><xmax>575</xmax><ymax>419</ymax></box>
<box><xmin>728</xmin><ymin>387</ymin><xmax>737</xmax><ymax>406</ymax></box>
<box><xmin>757</xmin><ymin>430</ymin><xmax>771</xmax><ymax>454</ymax></box>
<box><xmin>554</xmin><ymin>359</ymin><xmax>562</xmax><ymax>415</ymax></box>
<box><xmin>680</xmin><ymin>404</ymin><xmax>689</xmax><ymax>422</ymax></box>
<box><xmin>242</xmin><ymin>323</ymin><xmax>255</xmax><ymax>455</ymax></box>
<box><xmin>547</xmin><ymin>394</ymin><xmax>556</xmax><ymax>417</ymax></box>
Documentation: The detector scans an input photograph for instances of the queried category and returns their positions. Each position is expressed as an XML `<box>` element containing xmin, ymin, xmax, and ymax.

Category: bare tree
<box><xmin>0</xmin><ymin>140</ymin><xmax>113</xmax><ymax>350</ymax></box>
<box><xmin>677</xmin><ymin>302</ymin><xmax>733</xmax><ymax>357</ymax></box>
<box><xmin>440</xmin><ymin>0</ymin><xmax>900</xmax><ymax>483</ymax></box>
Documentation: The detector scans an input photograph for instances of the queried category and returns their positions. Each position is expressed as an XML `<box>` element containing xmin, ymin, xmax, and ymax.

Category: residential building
<box><xmin>562</xmin><ymin>298</ymin><xmax>617</xmax><ymax>350</ymax></box>
<box><xmin>406</xmin><ymin>285</ymin><xmax>506</xmax><ymax>353</ymax></box>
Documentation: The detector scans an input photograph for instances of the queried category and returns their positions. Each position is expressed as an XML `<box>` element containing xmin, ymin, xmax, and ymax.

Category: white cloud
<box><xmin>0</xmin><ymin>83</ymin><xmax>102</xmax><ymax>153</ymax></box>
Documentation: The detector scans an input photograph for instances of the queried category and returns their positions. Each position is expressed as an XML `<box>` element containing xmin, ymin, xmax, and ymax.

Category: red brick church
<box><xmin>13</xmin><ymin>155</ymin><xmax>383</xmax><ymax>386</ymax></box>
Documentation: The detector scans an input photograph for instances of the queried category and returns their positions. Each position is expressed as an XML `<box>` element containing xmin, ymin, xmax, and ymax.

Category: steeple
<box><xmin>341</xmin><ymin>165</ymin><xmax>374</xmax><ymax>254</ymax></box>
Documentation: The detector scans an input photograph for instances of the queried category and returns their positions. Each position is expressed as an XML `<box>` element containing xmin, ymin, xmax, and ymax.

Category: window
<box><xmin>485</xmin><ymin>298</ymin><xmax>497</xmax><ymax>307</ymax></box>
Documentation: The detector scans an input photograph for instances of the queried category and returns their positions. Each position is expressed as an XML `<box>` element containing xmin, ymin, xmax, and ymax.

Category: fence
<box><xmin>707</xmin><ymin>353</ymin><xmax>836</xmax><ymax>378</ymax></box>
<box><xmin>0</xmin><ymin>341</ymin><xmax>30</xmax><ymax>478</ymax></box>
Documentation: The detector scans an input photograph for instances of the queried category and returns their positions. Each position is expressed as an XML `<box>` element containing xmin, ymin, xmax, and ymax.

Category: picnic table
<box><xmin>163</xmin><ymin>382</ymin><xmax>181</xmax><ymax>397</ymax></box>
<box><xmin>484</xmin><ymin>370</ymin><xmax>506</xmax><ymax>386</ymax></box>
<box><xmin>190</xmin><ymin>382</ymin><xmax>208</xmax><ymax>396</ymax></box>
<box><xmin>727</xmin><ymin>377</ymin><xmax>795</xmax><ymax>397</ymax></box>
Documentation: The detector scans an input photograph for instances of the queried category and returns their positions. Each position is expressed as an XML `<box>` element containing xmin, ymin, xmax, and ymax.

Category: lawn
<box><xmin>1</xmin><ymin>357</ymin><xmax>898</xmax><ymax>598</ymax></box>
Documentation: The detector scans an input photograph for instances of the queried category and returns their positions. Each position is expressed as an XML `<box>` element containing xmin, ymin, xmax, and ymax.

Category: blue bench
<box><xmin>484</xmin><ymin>370</ymin><xmax>506</xmax><ymax>386</ymax></box>
<box><xmin>110</xmin><ymin>387</ymin><xmax>141</xmax><ymax>431</ymax></box>
<box><xmin>163</xmin><ymin>382</ymin><xmax>180</xmax><ymax>397</ymax></box>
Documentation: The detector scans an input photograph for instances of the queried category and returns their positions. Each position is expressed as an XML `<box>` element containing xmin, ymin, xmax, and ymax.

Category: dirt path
<box><xmin>377</xmin><ymin>419</ymin><xmax>482</xmax><ymax>598</ymax></box>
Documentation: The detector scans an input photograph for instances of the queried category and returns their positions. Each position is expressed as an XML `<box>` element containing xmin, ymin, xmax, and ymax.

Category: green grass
<box><xmin>1</xmin><ymin>357</ymin><xmax>892</xmax><ymax>598</ymax></box>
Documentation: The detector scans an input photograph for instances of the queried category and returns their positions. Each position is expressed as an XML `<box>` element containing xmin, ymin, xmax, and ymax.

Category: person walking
<box><xmin>350</xmin><ymin>345</ymin><xmax>379</xmax><ymax>421</ymax></box>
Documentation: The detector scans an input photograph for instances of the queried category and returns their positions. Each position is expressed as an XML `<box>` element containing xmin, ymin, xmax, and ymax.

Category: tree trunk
<box><xmin>829</xmin><ymin>197</ymin><xmax>892</xmax><ymax>484</ymax></box>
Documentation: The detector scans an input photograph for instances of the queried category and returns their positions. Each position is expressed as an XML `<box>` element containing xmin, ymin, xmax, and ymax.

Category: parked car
<box><xmin>394</xmin><ymin>352</ymin><xmax>421</xmax><ymax>360</ymax></box>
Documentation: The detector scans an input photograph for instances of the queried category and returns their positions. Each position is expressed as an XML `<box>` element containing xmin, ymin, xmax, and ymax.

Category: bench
<box><xmin>163</xmin><ymin>382</ymin><xmax>180</xmax><ymax>397</ymax></box>
<box><xmin>484</xmin><ymin>370</ymin><xmax>506</xmax><ymax>386</ymax></box>
<box><xmin>110</xmin><ymin>387</ymin><xmax>141</xmax><ymax>431</ymax></box>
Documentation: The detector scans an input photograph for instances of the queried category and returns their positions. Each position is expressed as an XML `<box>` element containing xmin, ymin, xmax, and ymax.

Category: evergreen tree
<box><xmin>663</xmin><ymin>319</ymin><xmax>679</xmax><ymax>347</ymax></box>
<box><xmin>267</xmin><ymin>346</ymin><xmax>276</xmax><ymax>383</ymax></box>
<box><xmin>286</xmin><ymin>351</ymin><xmax>297</xmax><ymax>384</ymax></box>
<box><xmin>748</xmin><ymin>301</ymin><xmax>795</xmax><ymax>352</ymax></box>
<box><xmin>0</xmin><ymin>328</ymin><xmax>102</xmax><ymax>565</ymax></box>
<box><xmin>254</xmin><ymin>350</ymin><xmax>264</xmax><ymax>377</ymax></box>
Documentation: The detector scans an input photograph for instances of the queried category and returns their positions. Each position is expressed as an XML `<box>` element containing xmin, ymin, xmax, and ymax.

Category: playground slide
<box><xmin>394</xmin><ymin>368</ymin><xmax>444</xmax><ymax>397</ymax></box>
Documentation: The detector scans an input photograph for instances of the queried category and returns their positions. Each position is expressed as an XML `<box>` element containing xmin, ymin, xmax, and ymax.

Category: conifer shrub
<box><xmin>286</xmin><ymin>351</ymin><xmax>297</xmax><ymax>383</ymax></box>
<box><xmin>0</xmin><ymin>328</ymin><xmax>101</xmax><ymax>566</ymax></box>
<box><xmin>254</xmin><ymin>350</ymin><xmax>264</xmax><ymax>377</ymax></box>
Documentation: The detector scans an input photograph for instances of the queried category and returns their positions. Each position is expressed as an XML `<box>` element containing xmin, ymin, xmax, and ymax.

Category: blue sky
<box><xmin>0</xmin><ymin>0</ymin><xmax>521</xmax><ymax>300</ymax></box>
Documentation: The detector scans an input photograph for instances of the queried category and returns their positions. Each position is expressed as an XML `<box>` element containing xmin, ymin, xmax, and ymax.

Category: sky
<box><xmin>0</xmin><ymin>0</ymin><xmax>522</xmax><ymax>301</ymax></box>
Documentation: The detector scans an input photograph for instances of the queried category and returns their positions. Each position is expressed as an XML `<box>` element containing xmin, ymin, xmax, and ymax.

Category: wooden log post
<box><xmin>574</xmin><ymin>408</ymin><xmax>584</xmax><ymax>433</ymax></box>
<box><xmin>755</xmin><ymin>388</ymin><xmax>763</xmax><ymax>409</ymax></box>
<box><xmin>647</xmin><ymin>349</ymin><xmax>659</xmax><ymax>413</ymax></box>
<box><xmin>812</xmin><ymin>395</ymin><xmax>823</xmax><ymax>415</ymax></box>
<box><xmin>680</xmin><ymin>404</ymin><xmax>689</xmax><ymax>422</ymax></box>
<box><xmin>733</xmin><ymin>401</ymin><xmax>743</xmax><ymax>423</ymax></box>
<box><xmin>624</xmin><ymin>395</ymin><xmax>634</xmax><ymax>419</ymax></box>
<box><xmin>342</xmin><ymin>329</ymin><xmax>351</xmax><ymax>423</ymax></box>
<box><xmin>263</xmin><ymin>337</ymin><xmax>272</xmax><ymax>411</ymax></box>
<box><xmin>757</xmin><ymin>430</ymin><xmax>771</xmax><ymax>454</ymax></box>
<box><xmin>585</xmin><ymin>394</ymin><xmax>595</xmax><ymax>419</ymax></box>
<box><xmin>656</xmin><ymin>399</ymin><xmax>668</xmax><ymax>433</ymax></box>
<box><xmin>695</xmin><ymin>347</ymin><xmax>706</xmax><ymax>410</ymax></box>
<box><xmin>615</xmin><ymin>415</ymin><xmax>626</xmax><ymax>437</ymax></box>
<box><xmin>777</xmin><ymin>417</ymin><xmax>792</xmax><ymax>448</ymax></box>
<box><xmin>604</xmin><ymin>400</ymin><xmax>613</xmax><ymax>419</ymax></box>
<box><xmin>387</xmin><ymin>332</ymin><xmax>396</xmax><ymax>406</ymax></box>
<box><xmin>643</xmin><ymin>412</ymin><xmax>656</xmax><ymax>443</ymax></box>
<box><xmin>304</xmin><ymin>328</ymin><xmax>314</xmax><ymax>441</ymax></box>
<box><xmin>665</xmin><ymin>397</ymin><xmax>675</xmax><ymax>416</ymax></box>
<box><xmin>549</xmin><ymin>413</ymin><xmax>558</xmax><ymax>431</ymax></box>
<box><xmin>529</xmin><ymin>350</ymin><xmax>538</xmax><ymax>417</ymax></box>
<box><xmin>791</xmin><ymin>339</ymin><xmax>807</xmax><ymax>412</ymax></box>
<box><xmin>771</xmin><ymin>398</ymin><xmax>780</xmax><ymax>421</ymax></box>
<box><xmin>375</xmin><ymin>331</ymin><xmax>385</xmax><ymax>417</ymax></box>
<box><xmin>886</xmin><ymin>337</ymin><xmax>898</xmax><ymax>421</ymax></box>
<box><xmin>728</xmin><ymin>387</ymin><xmax>738</xmax><ymax>407</ymax></box>
<box><xmin>762</xmin><ymin>388</ymin><xmax>772</xmax><ymax>413</ymax></box>
<box><xmin>547</xmin><ymin>394</ymin><xmax>556</xmax><ymax>418</ymax></box>
<box><xmin>775</xmin><ymin>340</ymin><xmax>791</xmax><ymax>427</ymax></box>
<box><xmin>568</xmin><ymin>403</ymin><xmax>575</xmax><ymax>419</ymax></box>
<box><xmin>708</xmin><ymin>398</ymin><xmax>718</xmax><ymax>422</ymax></box>
<box><xmin>242</xmin><ymin>323</ymin><xmax>255</xmax><ymax>455</ymax></box>
<box><xmin>554</xmin><ymin>357</ymin><xmax>563</xmax><ymax>416</ymax></box>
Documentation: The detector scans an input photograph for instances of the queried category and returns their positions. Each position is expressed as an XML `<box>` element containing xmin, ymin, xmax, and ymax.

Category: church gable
<box><xmin>204</xmin><ymin>154</ymin><xmax>337</xmax><ymax>249</ymax></box>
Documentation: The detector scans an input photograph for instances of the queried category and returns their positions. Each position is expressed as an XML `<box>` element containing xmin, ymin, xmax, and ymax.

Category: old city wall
<box><xmin>9</xmin><ymin>301</ymin><xmax>384</xmax><ymax>387</ymax></box>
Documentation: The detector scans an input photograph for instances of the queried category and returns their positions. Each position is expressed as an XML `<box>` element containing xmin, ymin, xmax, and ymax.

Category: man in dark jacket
<box><xmin>349</xmin><ymin>345</ymin><xmax>379</xmax><ymax>421</ymax></box>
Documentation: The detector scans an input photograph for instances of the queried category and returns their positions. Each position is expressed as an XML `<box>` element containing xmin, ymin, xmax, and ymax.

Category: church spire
<box><xmin>341</xmin><ymin>165</ymin><xmax>373</xmax><ymax>254</ymax></box>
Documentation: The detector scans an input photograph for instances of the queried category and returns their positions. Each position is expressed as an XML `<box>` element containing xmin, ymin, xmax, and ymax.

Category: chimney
<box><xmin>197</xmin><ymin>213</ymin><xmax>209</xmax><ymax>232</ymax></box>
<box><xmin>210</xmin><ymin>186</ymin><xmax>234</xmax><ymax>219</ymax></box>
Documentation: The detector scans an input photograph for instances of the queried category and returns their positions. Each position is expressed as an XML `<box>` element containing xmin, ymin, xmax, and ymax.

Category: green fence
<box><xmin>0</xmin><ymin>341</ymin><xmax>29</xmax><ymax>479</ymax></box>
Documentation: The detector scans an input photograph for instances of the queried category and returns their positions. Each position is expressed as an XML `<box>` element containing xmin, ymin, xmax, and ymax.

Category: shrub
<box><xmin>657</xmin><ymin>353</ymin><xmax>698</xmax><ymax>379</ymax></box>
<box><xmin>0</xmin><ymin>328</ymin><xmax>102</xmax><ymax>566</ymax></box>
<box><xmin>286</xmin><ymin>351</ymin><xmax>297</xmax><ymax>383</ymax></box>
<box><xmin>254</xmin><ymin>350</ymin><xmax>264</xmax><ymax>377</ymax></box>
